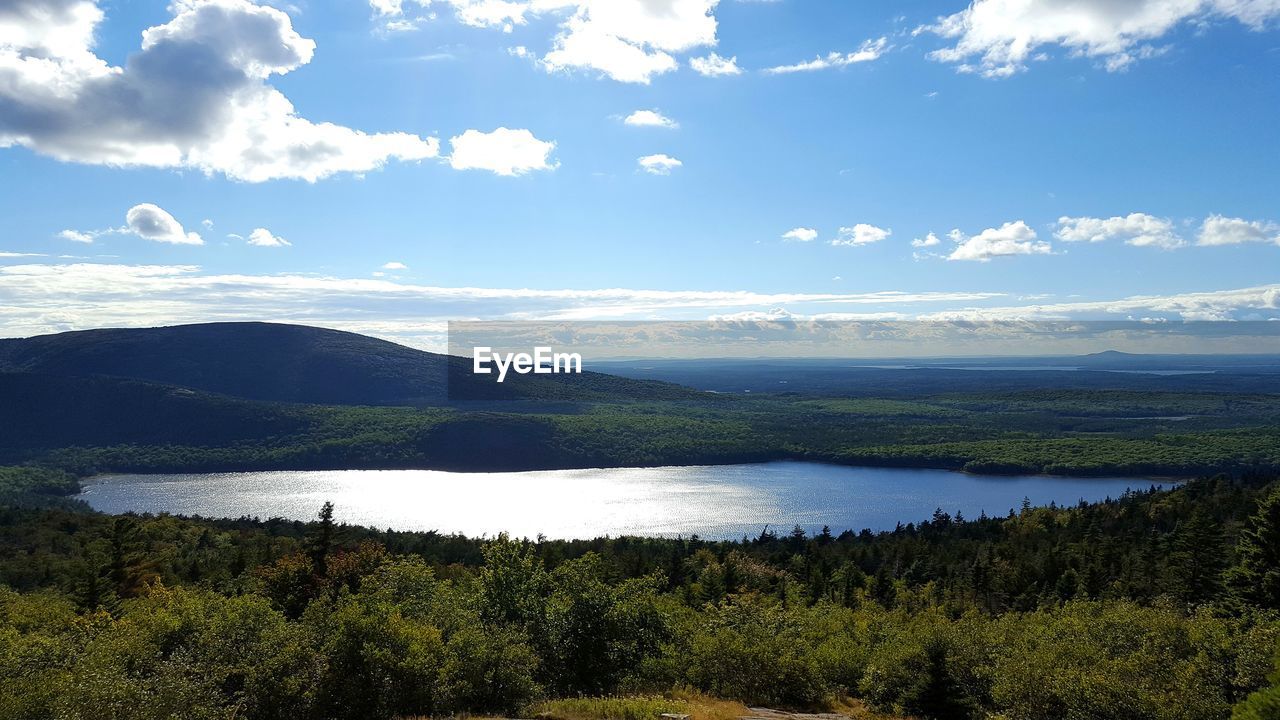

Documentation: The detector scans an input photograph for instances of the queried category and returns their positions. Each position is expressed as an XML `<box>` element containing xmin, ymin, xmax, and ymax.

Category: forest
<box><xmin>2</xmin><ymin>464</ymin><xmax>1280</xmax><ymax>719</ymax></box>
<box><xmin>5</xmin><ymin>323</ymin><xmax>1280</xmax><ymax>479</ymax></box>
<box><xmin>6</xmin><ymin>386</ymin><xmax>1280</xmax><ymax>478</ymax></box>
<box><xmin>5</xmin><ymin>326</ymin><xmax>1280</xmax><ymax>718</ymax></box>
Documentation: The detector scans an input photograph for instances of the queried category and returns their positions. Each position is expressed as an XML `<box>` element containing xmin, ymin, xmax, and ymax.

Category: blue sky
<box><xmin>1</xmin><ymin>0</ymin><xmax>1278</xmax><ymax>348</ymax></box>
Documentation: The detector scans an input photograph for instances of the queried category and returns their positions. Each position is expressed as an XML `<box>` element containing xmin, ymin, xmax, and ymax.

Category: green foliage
<box><xmin>3</xmin><ymin>473</ymin><xmax>1280</xmax><ymax>718</ymax></box>
<box><xmin>532</xmin><ymin>694</ymin><xmax>685</xmax><ymax>720</ymax></box>
<box><xmin>1229</xmin><ymin>485</ymin><xmax>1280</xmax><ymax>610</ymax></box>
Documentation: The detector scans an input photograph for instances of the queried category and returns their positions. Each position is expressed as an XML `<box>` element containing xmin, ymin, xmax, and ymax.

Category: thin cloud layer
<box><xmin>1</xmin><ymin>262</ymin><xmax>1278</xmax><ymax>348</ymax></box>
<box><xmin>763</xmin><ymin>37</ymin><xmax>888</xmax><ymax>74</ymax></box>
<box><xmin>0</xmin><ymin>261</ymin><xmax>1011</xmax><ymax>343</ymax></box>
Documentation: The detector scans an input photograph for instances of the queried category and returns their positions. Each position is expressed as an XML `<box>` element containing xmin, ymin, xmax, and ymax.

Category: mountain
<box><xmin>0</xmin><ymin>323</ymin><xmax>447</xmax><ymax>405</ymax></box>
<box><xmin>0</xmin><ymin>322</ymin><xmax>704</xmax><ymax>406</ymax></box>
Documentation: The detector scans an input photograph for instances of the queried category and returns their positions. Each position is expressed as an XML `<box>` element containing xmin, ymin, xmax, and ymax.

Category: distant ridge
<box><xmin>0</xmin><ymin>322</ymin><xmax>448</xmax><ymax>405</ymax></box>
<box><xmin>0</xmin><ymin>322</ymin><xmax>699</xmax><ymax>406</ymax></box>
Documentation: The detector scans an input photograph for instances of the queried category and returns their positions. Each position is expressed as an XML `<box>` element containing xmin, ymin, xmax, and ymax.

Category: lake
<box><xmin>77</xmin><ymin>462</ymin><xmax>1161</xmax><ymax>540</ymax></box>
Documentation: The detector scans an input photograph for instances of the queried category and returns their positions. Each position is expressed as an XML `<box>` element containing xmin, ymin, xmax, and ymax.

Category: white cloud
<box><xmin>911</xmin><ymin>232</ymin><xmax>941</xmax><ymax>248</ymax></box>
<box><xmin>1056</xmin><ymin>212</ymin><xmax>1185</xmax><ymax>249</ymax></box>
<box><xmin>542</xmin><ymin>0</ymin><xmax>721</xmax><ymax>83</ymax></box>
<box><xmin>763</xmin><ymin>37</ymin><xmax>888</xmax><ymax>74</ymax></box>
<box><xmin>448</xmin><ymin>128</ymin><xmax>557</xmax><ymax>176</ymax></box>
<box><xmin>1197</xmin><ymin>214</ymin><xmax>1280</xmax><ymax>246</ymax></box>
<box><xmin>57</xmin><ymin>230</ymin><xmax>98</xmax><ymax>244</ymax></box>
<box><xmin>637</xmin><ymin>153</ymin><xmax>682</xmax><ymax>175</ymax></box>
<box><xmin>382</xmin><ymin>261</ymin><xmax>409</xmax><ymax>270</ymax></box>
<box><xmin>0</xmin><ymin>0</ymin><xmax>441</xmax><ymax>182</ymax></box>
<box><xmin>924</xmin><ymin>0</ymin><xmax>1280</xmax><ymax>78</ymax></box>
<box><xmin>689</xmin><ymin>52</ymin><xmax>742</xmax><ymax>76</ymax></box>
<box><xmin>919</xmin><ymin>283</ymin><xmax>1280</xmax><ymax>323</ymax></box>
<box><xmin>0</xmin><ymin>261</ymin><xmax>1011</xmax><ymax>344</ymax></box>
<box><xmin>246</xmin><ymin>228</ymin><xmax>291</xmax><ymax>247</ymax></box>
<box><xmin>831</xmin><ymin>224</ymin><xmax>891</xmax><ymax>246</ymax></box>
<box><xmin>947</xmin><ymin>220</ymin><xmax>1051</xmax><ymax>261</ymax></box>
<box><xmin>782</xmin><ymin>227</ymin><xmax>818</xmax><ymax>242</ymax></box>
<box><xmin>4</xmin><ymin>262</ymin><xmax>1279</xmax><ymax>349</ymax></box>
<box><xmin>371</xmin><ymin>0</ymin><xmax>729</xmax><ymax>83</ymax></box>
<box><xmin>125</xmin><ymin>204</ymin><xmax>203</xmax><ymax>245</ymax></box>
<box><xmin>623</xmin><ymin>109</ymin><xmax>679</xmax><ymax>128</ymax></box>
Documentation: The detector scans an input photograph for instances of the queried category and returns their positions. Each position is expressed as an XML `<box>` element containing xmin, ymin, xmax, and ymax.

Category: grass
<box><xmin>524</xmin><ymin>692</ymin><xmax>910</xmax><ymax>720</ymax></box>
<box><xmin>529</xmin><ymin>691</ymin><xmax>749</xmax><ymax>720</ymax></box>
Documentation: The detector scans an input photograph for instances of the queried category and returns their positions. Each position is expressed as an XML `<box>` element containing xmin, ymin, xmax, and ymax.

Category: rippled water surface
<box><xmin>79</xmin><ymin>462</ymin><xmax>1157</xmax><ymax>540</ymax></box>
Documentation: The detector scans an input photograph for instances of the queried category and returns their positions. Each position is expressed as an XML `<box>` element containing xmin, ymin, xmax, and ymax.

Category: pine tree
<box><xmin>307</xmin><ymin>501</ymin><xmax>336</xmax><ymax>578</ymax></box>
<box><xmin>1229</xmin><ymin>486</ymin><xmax>1280</xmax><ymax>610</ymax></box>
<box><xmin>1163</xmin><ymin>510</ymin><xmax>1223</xmax><ymax>605</ymax></box>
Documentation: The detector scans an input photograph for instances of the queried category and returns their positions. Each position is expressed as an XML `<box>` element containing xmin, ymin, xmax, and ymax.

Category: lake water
<box><xmin>77</xmin><ymin>462</ymin><xmax>1160</xmax><ymax>540</ymax></box>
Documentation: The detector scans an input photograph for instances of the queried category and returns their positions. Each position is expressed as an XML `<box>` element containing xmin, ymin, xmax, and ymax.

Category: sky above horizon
<box><xmin>1</xmin><ymin>0</ymin><xmax>1279</xmax><ymax>349</ymax></box>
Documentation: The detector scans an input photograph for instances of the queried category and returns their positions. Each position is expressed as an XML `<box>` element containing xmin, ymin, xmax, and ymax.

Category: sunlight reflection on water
<box><xmin>79</xmin><ymin>462</ymin><xmax>1156</xmax><ymax>540</ymax></box>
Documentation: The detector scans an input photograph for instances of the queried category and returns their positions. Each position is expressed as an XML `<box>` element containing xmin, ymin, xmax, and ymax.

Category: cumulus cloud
<box><xmin>763</xmin><ymin>37</ymin><xmax>888</xmax><ymax>74</ymax></box>
<box><xmin>382</xmin><ymin>261</ymin><xmax>409</xmax><ymax>270</ymax></box>
<box><xmin>782</xmin><ymin>227</ymin><xmax>818</xmax><ymax>242</ymax></box>
<box><xmin>923</xmin><ymin>0</ymin><xmax>1280</xmax><ymax>78</ymax></box>
<box><xmin>61</xmin><ymin>203</ymin><xmax>203</xmax><ymax>245</ymax></box>
<box><xmin>542</xmin><ymin>0</ymin><xmax>721</xmax><ymax>83</ymax></box>
<box><xmin>373</xmin><ymin>0</ymin><xmax>726</xmax><ymax>83</ymax></box>
<box><xmin>947</xmin><ymin>220</ymin><xmax>1051</xmax><ymax>261</ymax></box>
<box><xmin>57</xmin><ymin>230</ymin><xmax>98</xmax><ymax>244</ymax></box>
<box><xmin>624</xmin><ymin>109</ymin><xmax>679</xmax><ymax>128</ymax></box>
<box><xmin>448</xmin><ymin>128</ymin><xmax>557</xmax><ymax>176</ymax></box>
<box><xmin>125</xmin><ymin>204</ymin><xmax>203</xmax><ymax>245</ymax></box>
<box><xmin>1056</xmin><ymin>212</ymin><xmax>1185</xmax><ymax>249</ymax></box>
<box><xmin>831</xmin><ymin>224</ymin><xmax>891</xmax><ymax>246</ymax></box>
<box><xmin>0</xmin><ymin>0</ymin><xmax>441</xmax><ymax>182</ymax></box>
<box><xmin>911</xmin><ymin>232</ymin><xmax>942</xmax><ymax>248</ymax></box>
<box><xmin>246</xmin><ymin>228</ymin><xmax>290</xmax><ymax>247</ymax></box>
<box><xmin>1197</xmin><ymin>214</ymin><xmax>1280</xmax><ymax>246</ymax></box>
<box><xmin>638</xmin><ymin>153</ymin><xmax>682</xmax><ymax>175</ymax></box>
<box><xmin>689</xmin><ymin>52</ymin><xmax>742</xmax><ymax>76</ymax></box>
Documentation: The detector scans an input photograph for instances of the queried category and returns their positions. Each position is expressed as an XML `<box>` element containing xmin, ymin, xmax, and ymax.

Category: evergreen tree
<box><xmin>1229</xmin><ymin>485</ymin><xmax>1280</xmax><ymax>610</ymax></box>
<box><xmin>307</xmin><ymin>501</ymin><xmax>336</xmax><ymax>578</ymax></box>
<box><xmin>1163</xmin><ymin>510</ymin><xmax>1223</xmax><ymax>604</ymax></box>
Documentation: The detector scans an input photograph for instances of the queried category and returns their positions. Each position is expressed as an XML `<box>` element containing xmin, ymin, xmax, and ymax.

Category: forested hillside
<box><xmin>1</xmin><ymin>467</ymin><xmax>1279</xmax><ymax>719</ymax></box>
<box><xmin>3</xmin><ymin>323</ymin><xmax>1280</xmax><ymax>478</ymax></box>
